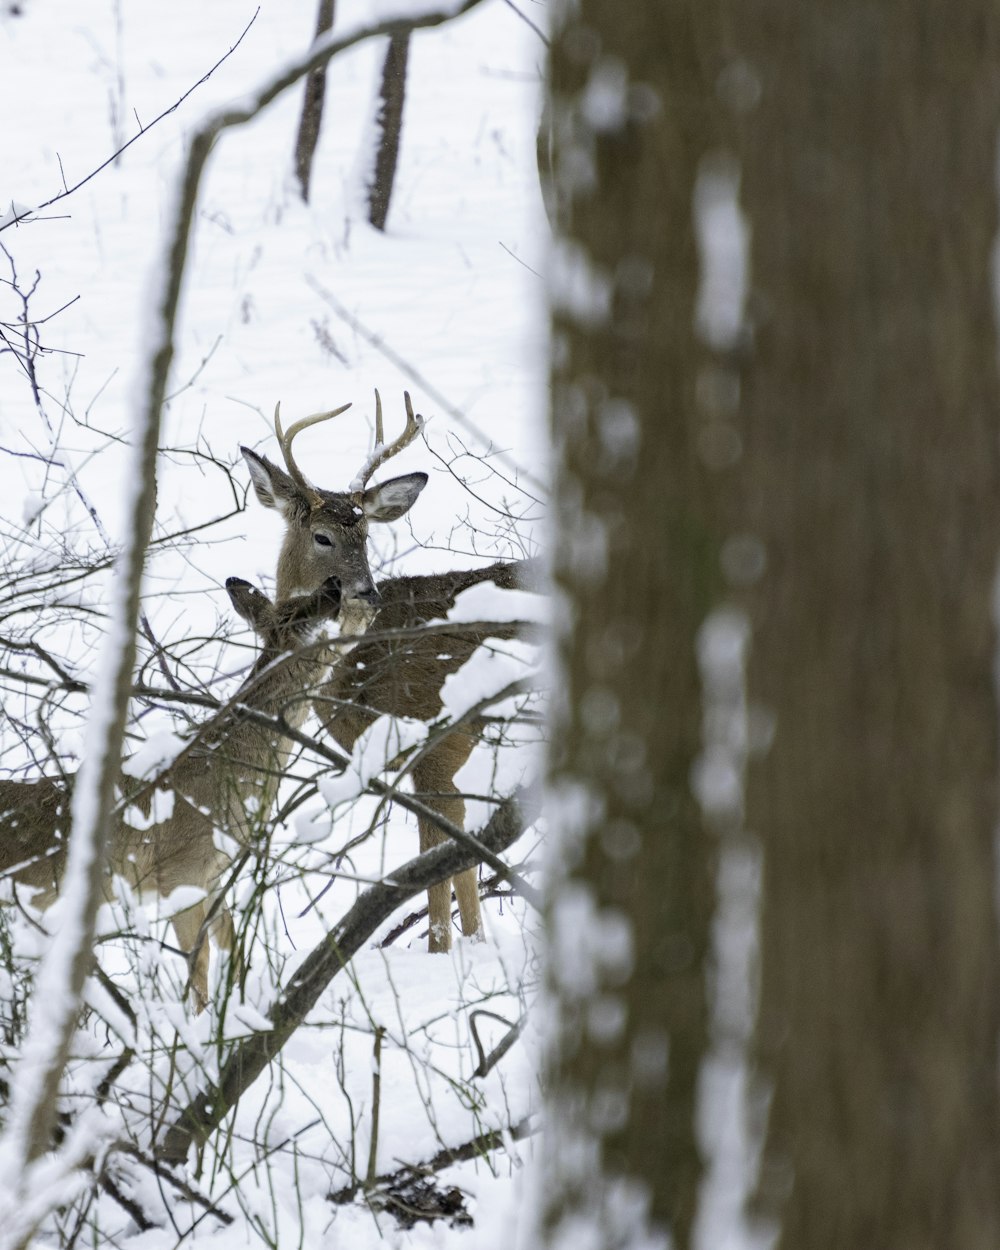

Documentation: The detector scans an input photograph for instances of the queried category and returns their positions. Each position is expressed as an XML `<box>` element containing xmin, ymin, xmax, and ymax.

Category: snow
<box><xmin>579</xmin><ymin>58</ymin><xmax>629</xmax><ymax>134</ymax></box>
<box><xmin>449</xmin><ymin>580</ymin><xmax>546</xmax><ymax>624</ymax></box>
<box><xmin>692</xmin><ymin>608</ymin><xmax>767</xmax><ymax>1250</ymax></box>
<box><xmin>121</xmin><ymin>723</ymin><xmax>188</xmax><ymax>779</ymax></box>
<box><xmin>693</xmin><ymin>152</ymin><xmax>750</xmax><ymax>353</ymax></box>
<box><xmin>0</xmin><ymin>0</ymin><xmax>545</xmax><ymax>1244</ymax></box>
<box><xmin>441</xmin><ymin>644</ymin><xmax>534</xmax><ymax>720</ymax></box>
<box><xmin>121</xmin><ymin>785</ymin><xmax>176</xmax><ymax>831</ymax></box>
<box><xmin>549</xmin><ymin>238</ymin><xmax>612</xmax><ymax>328</ymax></box>
<box><xmin>317</xmin><ymin>713</ymin><xmax>426</xmax><ymax>807</ymax></box>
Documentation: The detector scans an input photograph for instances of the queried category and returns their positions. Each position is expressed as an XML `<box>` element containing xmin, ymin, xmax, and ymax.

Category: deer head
<box><xmin>240</xmin><ymin>392</ymin><xmax>427</xmax><ymax>618</ymax></box>
<box><xmin>225</xmin><ymin>574</ymin><xmax>343</xmax><ymax>648</ymax></box>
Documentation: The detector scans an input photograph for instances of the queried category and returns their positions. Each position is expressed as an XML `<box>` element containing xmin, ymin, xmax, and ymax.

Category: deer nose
<box><xmin>342</xmin><ymin>577</ymin><xmax>380</xmax><ymax>603</ymax></box>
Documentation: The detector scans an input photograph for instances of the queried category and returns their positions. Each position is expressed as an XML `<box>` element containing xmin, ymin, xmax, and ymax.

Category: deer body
<box><xmin>1</xmin><ymin>391</ymin><xmax>500</xmax><ymax>1010</ymax></box>
<box><xmin>312</xmin><ymin>568</ymin><xmax>530</xmax><ymax>950</ymax></box>
<box><xmin>0</xmin><ymin>577</ymin><xmax>343</xmax><ymax>1009</ymax></box>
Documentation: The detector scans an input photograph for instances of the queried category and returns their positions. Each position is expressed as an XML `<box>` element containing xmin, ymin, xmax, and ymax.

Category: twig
<box><xmin>0</xmin><ymin>11</ymin><xmax>261</xmax><ymax>234</ymax></box>
<box><xmin>469</xmin><ymin>1009</ymin><xmax>524</xmax><ymax>1078</ymax></box>
<box><xmin>365</xmin><ymin>1026</ymin><xmax>386</xmax><ymax>1189</ymax></box>
<box><xmin>500</xmin><ymin>0</ymin><xmax>549</xmax><ymax>46</ymax></box>
<box><xmin>306</xmin><ymin>275</ymin><xmax>546</xmax><ymax>495</ymax></box>
<box><xmin>97</xmin><ymin>1173</ymin><xmax>153</xmax><ymax>1232</ymax></box>
<box><xmin>108</xmin><ymin>1144</ymin><xmax>234</xmax><ymax>1226</ymax></box>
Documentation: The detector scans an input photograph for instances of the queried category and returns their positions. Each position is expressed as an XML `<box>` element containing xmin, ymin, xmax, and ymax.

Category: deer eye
<box><xmin>314</xmin><ymin>533</ymin><xmax>334</xmax><ymax>548</ymax></box>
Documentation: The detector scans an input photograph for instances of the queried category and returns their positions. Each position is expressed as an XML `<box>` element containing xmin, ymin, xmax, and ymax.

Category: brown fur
<box><xmin>0</xmin><ymin>578</ymin><xmax>342</xmax><ymax>1010</ymax></box>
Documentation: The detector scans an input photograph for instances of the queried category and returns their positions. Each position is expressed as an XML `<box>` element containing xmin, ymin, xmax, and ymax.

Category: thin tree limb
<box><xmin>0</xmin><ymin>12</ymin><xmax>260</xmax><ymax>234</ymax></box>
<box><xmin>469</xmin><ymin>1009</ymin><xmax>525</xmax><ymax>1078</ymax></box>
<box><xmin>0</xmin><ymin>121</ymin><xmax>194</xmax><ymax>1250</ymax></box>
<box><xmin>0</xmin><ymin>21</ymin><xmax>261</xmax><ymax>1245</ymax></box>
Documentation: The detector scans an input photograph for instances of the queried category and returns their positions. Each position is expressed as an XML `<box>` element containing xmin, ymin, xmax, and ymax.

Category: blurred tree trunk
<box><xmin>542</xmin><ymin>6</ymin><xmax>723</xmax><ymax>1249</ymax></box>
<box><xmin>735</xmin><ymin>2</ymin><xmax>1000</xmax><ymax>1246</ymax></box>
<box><xmin>293</xmin><ymin>0</ymin><xmax>335</xmax><ymax>202</ymax></box>
<box><xmin>367</xmin><ymin>29</ymin><xmax>411</xmax><ymax>231</ymax></box>
<box><xmin>544</xmin><ymin>0</ymin><xmax>1000</xmax><ymax>1247</ymax></box>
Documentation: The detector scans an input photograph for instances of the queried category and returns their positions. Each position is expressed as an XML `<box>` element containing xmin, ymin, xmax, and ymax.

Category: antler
<box><xmin>350</xmin><ymin>390</ymin><xmax>425</xmax><ymax>495</ymax></box>
<box><xmin>273</xmin><ymin>400</ymin><xmax>352</xmax><ymax>495</ymax></box>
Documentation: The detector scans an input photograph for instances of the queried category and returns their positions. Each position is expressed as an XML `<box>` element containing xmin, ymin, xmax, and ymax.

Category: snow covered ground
<box><xmin>0</xmin><ymin>0</ymin><xmax>548</xmax><ymax>1244</ymax></box>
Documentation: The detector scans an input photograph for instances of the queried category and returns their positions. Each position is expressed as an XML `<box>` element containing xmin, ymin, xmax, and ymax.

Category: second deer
<box><xmin>0</xmin><ymin>574</ymin><xmax>344</xmax><ymax>1009</ymax></box>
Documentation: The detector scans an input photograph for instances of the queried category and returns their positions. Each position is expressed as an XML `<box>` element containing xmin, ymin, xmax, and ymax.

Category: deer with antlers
<box><xmin>240</xmin><ymin>391</ymin><xmax>489</xmax><ymax>951</ymax></box>
<box><xmin>1</xmin><ymin>391</ymin><xmax>516</xmax><ymax>1005</ymax></box>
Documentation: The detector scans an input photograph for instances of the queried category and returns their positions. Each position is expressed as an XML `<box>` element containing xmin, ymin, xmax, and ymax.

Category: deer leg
<box><xmin>210</xmin><ymin>902</ymin><xmax>245</xmax><ymax>992</ymax></box>
<box><xmin>170</xmin><ymin>901</ymin><xmax>211</xmax><ymax>1013</ymax></box>
<box><xmin>414</xmin><ymin>739</ymin><xmax>483</xmax><ymax>951</ymax></box>
<box><xmin>453</xmin><ymin>865</ymin><xmax>483</xmax><ymax>941</ymax></box>
<box><xmin>421</xmin><ymin>834</ymin><xmax>455</xmax><ymax>953</ymax></box>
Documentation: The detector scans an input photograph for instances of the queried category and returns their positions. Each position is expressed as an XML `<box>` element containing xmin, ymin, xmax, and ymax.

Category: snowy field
<box><xmin>0</xmin><ymin>0</ymin><xmax>548</xmax><ymax>1244</ymax></box>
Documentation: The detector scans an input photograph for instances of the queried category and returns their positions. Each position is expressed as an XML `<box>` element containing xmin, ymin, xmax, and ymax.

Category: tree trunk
<box><xmin>367</xmin><ymin>29</ymin><xmax>411</xmax><ymax>232</ymax></box>
<box><xmin>734</xmin><ymin>2</ymin><xmax>1000</xmax><ymax>1245</ymax></box>
<box><xmin>542</xmin><ymin>7</ymin><xmax>724</xmax><ymax>1248</ymax></box>
<box><xmin>293</xmin><ymin>0</ymin><xmax>335</xmax><ymax>202</ymax></box>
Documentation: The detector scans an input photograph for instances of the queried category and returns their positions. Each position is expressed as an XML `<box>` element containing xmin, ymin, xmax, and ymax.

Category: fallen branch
<box><xmin>328</xmin><ymin>1114</ymin><xmax>536</xmax><ymax>1205</ymax></box>
<box><xmin>156</xmin><ymin>784</ymin><xmax>539</xmax><ymax>1166</ymax></box>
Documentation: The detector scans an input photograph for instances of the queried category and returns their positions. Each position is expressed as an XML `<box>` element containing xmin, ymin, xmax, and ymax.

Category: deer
<box><xmin>240</xmin><ymin>391</ymin><xmax>492</xmax><ymax>952</ymax></box>
<box><xmin>0</xmin><ymin>573</ymin><xmax>345</xmax><ymax>1010</ymax></box>
<box><xmin>1</xmin><ymin>392</ymin><xmax>529</xmax><ymax>998</ymax></box>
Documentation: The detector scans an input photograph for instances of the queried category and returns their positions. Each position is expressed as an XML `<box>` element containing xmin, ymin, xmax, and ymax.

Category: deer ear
<box><xmin>225</xmin><ymin>576</ymin><xmax>272</xmax><ymax>629</ymax></box>
<box><xmin>241</xmin><ymin>447</ymin><xmax>301</xmax><ymax>518</ymax></box>
<box><xmin>361</xmin><ymin>471</ymin><xmax>428</xmax><ymax>523</ymax></box>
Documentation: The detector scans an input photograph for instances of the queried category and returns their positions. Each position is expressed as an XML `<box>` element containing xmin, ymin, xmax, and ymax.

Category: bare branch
<box><xmin>469</xmin><ymin>1009</ymin><xmax>526</xmax><ymax>1078</ymax></box>
<box><xmin>0</xmin><ymin>11</ymin><xmax>261</xmax><ymax>234</ymax></box>
<box><xmin>305</xmin><ymin>275</ymin><xmax>546</xmax><ymax>494</ymax></box>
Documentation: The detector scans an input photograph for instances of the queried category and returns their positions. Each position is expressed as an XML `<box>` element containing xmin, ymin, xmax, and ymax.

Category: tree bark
<box><xmin>367</xmin><ymin>29</ymin><xmax>411</xmax><ymax>232</ymax></box>
<box><xmin>734</xmin><ymin>2</ymin><xmax>1000</xmax><ymax>1245</ymax></box>
<box><xmin>293</xmin><ymin>0</ymin><xmax>335</xmax><ymax>202</ymax></box>
<box><xmin>543</xmin><ymin>7</ymin><xmax>724</xmax><ymax>1248</ymax></box>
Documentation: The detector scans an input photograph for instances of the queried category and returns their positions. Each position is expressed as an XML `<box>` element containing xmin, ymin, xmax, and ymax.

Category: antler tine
<box><xmin>273</xmin><ymin>400</ymin><xmax>352</xmax><ymax>493</ymax></box>
<box><xmin>354</xmin><ymin>390</ymin><xmax>425</xmax><ymax>492</ymax></box>
<box><xmin>374</xmin><ymin>387</ymin><xmax>384</xmax><ymax>449</ymax></box>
